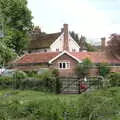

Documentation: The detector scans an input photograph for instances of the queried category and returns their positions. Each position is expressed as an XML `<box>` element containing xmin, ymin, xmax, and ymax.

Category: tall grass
<box><xmin>0</xmin><ymin>87</ymin><xmax>120</xmax><ymax>120</ymax></box>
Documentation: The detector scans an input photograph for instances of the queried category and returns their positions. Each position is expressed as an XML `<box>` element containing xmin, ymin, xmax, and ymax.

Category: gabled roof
<box><xmin>15</xmin><ymin>52</ymin><xmax>59</xmax><ymax>65</ymax></box>
<box><xmin>49</xmin><ymin>51</ymin><xmax>82</xmax><ymax>64</ymax></box>
<box><xmin>15</xmin><ymin>51</ymin><xmax>120</xmax><ymax>65</ymax></box>
<box><xmin>29</xmin><ymin>32</ymin><xmax>61</xmax><ymax>49</ymax></box>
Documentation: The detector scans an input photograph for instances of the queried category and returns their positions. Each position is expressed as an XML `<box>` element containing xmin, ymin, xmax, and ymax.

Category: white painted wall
<box><xmin>50</xmin><ymin>33</ymin><xmax>64</xmax><ymax>52</ymax></box>
<box><xmin>30</xmin><ymin>33</ymin><xmax>80</xmax><ymax>53</ymax></box>
<box><xmin>68</xmin><ymin>34</ymin><xmax>80</xmax><ymax>52</ymax></box>
<box><xmin>50</xmin><ymin>33</ymin><xmax>80</xmax><ymax>52</ymax></box>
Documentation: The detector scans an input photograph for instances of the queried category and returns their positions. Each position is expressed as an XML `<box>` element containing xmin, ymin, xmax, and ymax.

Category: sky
<box><xmin>27</xmin><ymin>0</ymin><xmax>120</xmax><ymax>43</ymax></box>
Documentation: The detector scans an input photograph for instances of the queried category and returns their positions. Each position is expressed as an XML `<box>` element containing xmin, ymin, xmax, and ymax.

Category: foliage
<box><xmin>85</xmin><ymin>42</ymin><xmax>96</xmax><ymax>51</ymax></box>
<box><xmin>0</xmin><ymin>76</ymin><xmax>13</xmax><ymax>88</ymax></box>
<box><xmin>98</xmin><ymin>62</ymin><xmax>110</xmax><ymax>77</ymax></box>
<box><xmin>107</xmin><ymin>33</ymin><xmax>120</xmax><ymax>59</ymax></box>
<box><xmin>70</xmin><ymin>32</ymin><xmax>96</xmax><ymax>52</ymax></box>
<box><xmin>13</xmin><ymin>71</ymin><xmax>27</xmax><ymax>80</ymax></box>
<box><xmin>51</xmin><ymin>68</ymin><xmax>59</xmax><ymax>77</ymax></box>
<box><xmin>0</xmin><ymin>40</ymin><xmax>16</xmax><ymax>64</ymax></box>
<box><xmin>108</xmin><ymin>72</ymin><xmax>120</xmax><ymax>87</ymax></box>
<box><xmin>75</xmin><ymin>58</ymin><xmax>92</xmax><ymax>78</ymax></box>
<box><xmin>0</xmin><ymin>70</ymin><xmax>62</xmax><ymax>93</ymax></box>
<box><xmin>0</xmin><ymin>0</ymin><xmax>33</xmax><ymax>55</ymax></box>
<box><xmin>0</xmin><ymin>87</ymin><xmax>120</xmax><ymax>119</ymax></box>
<box><xmin>70</xmin><ymin>31</ymin><xmax>80</xmax><ymax>43</ymax></box>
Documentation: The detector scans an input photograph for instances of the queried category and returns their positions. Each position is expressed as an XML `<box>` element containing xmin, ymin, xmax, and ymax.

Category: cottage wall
<box><xmin>51</xmin><ymin>53</ymin><xmax>78</xmax><ymax>77</ymax></box>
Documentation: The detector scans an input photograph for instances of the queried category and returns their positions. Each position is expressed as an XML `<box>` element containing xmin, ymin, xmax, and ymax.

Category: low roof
<box><xmin>29</xmin><ymin>32</ymin><xmax>61</xmax><ymax>49</ymax></box>
<box><xmin>71</xmin><ymin>52</ymin><xmax>120</xmax><ymax>64</ymax></box>
<box><xmin>15</xmin><ymin>51</ymin><xmax>120</xmax><ymax>65</ymax></box>
<box><xmin>16</xmin><ymin>52</ymin><xmax>59</xmax><ymax>65</ymax></box>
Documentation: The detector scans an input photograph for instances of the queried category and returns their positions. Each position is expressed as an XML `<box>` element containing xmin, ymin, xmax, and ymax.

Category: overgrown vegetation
<box><xmin>0</xmin><ymin>69</ymin><xmax>61</xmax><ymax>93</ymax></box>
<box><xmin>108</xmin><ymin>72</ymin><xmax>120</xmax><ymax>87</ymax></box>
<box><xmin>98</xmin><ymin>62</ymin><xmax>110</xmax><ymax>77</ymax></box>
<box><xmin>0</xmin><ymin>87</ymin><xmax>120</xmax><ymax>119</ymax></box>
<box><xmin>75</xmin><ymin>58</ymin><xmax>92</xmax><ymax>78</ymax></box>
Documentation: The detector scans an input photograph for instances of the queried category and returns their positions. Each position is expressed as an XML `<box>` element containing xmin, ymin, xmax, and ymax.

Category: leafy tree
<box><xmin>107</xmin><ymin>34</ymin><xmax>120</xmax><ymax>60</ymax></box>
<box><xmin>75</xmin><ymin>58</ymin><xmax>92</xmax><ymax>78</ymax></box>
<box><xmin>0</xmin><ymin>40</ymin><xmax>16</xmax><ymax>65</ymax></box>
<box><xmin>0</xmin><ymin>0</ymin><xmax>33</xmax><ymax>55</ymax></box>
<box><xmin>70</xmin><ymin>32</ymin><xmax>96</xmax><ymax>52</ymax></box>
<box><xmin>70</xmin><ymin>31</ymin><xmax>79</xmax><ymax>43</ymax></box>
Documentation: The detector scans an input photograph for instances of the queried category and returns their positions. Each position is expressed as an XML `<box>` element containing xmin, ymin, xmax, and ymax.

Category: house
<box><xmin>12</xmin><ymin>24</ymin><xmax>120</xmax><ymax>77</ymax></box>
<box><xmin>13</xmin><ymin>50</ymin><xmax>120</xmax><ymax>77</ymax></box>
<box><xmin>28</xmin><ymin>24</ymin><xmax>80</xmax><ymax>53</ymax></box>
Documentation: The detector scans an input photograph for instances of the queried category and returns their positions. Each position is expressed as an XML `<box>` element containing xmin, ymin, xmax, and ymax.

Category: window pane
<box><xmin>66</xmin><ymin>62</ymin><xmax>70</xmax><ymax>68</ymax></box>
<box><xmin>63</xmin><ymin>63</ymin><xmax>66</xmax><ymax>68</ymax></box>
<box><xmin>59</xmin><ymin>63</ymin><xmax>62</xmax><ymax>68</ymax></box>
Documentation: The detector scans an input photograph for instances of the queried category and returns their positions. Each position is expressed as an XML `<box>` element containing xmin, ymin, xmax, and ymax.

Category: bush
<box><xmin>75</xmin><ymin>58</ymin><xmax>92</xmax><ymax>78</ymax></box>
<box><xmin>98</xmin><ymin>63</ymin><xmax>110</xmax><ymax>77</ymax></box>
<box><xmin>108</xmin><ymin>72</ymin><xmax>120</xmax><ymax>87</ymax></box>
<box><xmin>0</xmin><ymin>70</ymin><xmax>62</xmax><ymax>93</ymax></box>
<box><xmin>0</xmin><ymin>76</ymin><xmax>14</xmax><ymax>88</ymax></box>
<box><xmin>13</xmin><ymin>71</ymin><xmax>27</xmax><ymax>80</ymax></box>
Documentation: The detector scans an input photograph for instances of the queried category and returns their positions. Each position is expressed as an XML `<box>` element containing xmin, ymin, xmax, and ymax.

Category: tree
<box><xmin>75</xmin><ymin>58</ymin><xmax>92</xmax><ymax>78</ymax></box>
<box><xmin>0</xmin><ymin>40</ymin><xmax>16</xmax><ymax>65</ymax></box>
<box><xmin>70</xmin><ymin>31</ymin><xmax>79</xmax><ymax>43</ymax></box>
<box><xmin>0</xmin><ymin>0</ymin><xmax>33</xmax><ymax>55</ymax></box>
<box><xmin>107</xmin><ymin>34</ymin><xmax>120</xmax><ymax>59</ymax></box>
<box><xmin>79</xmin><ymin>35</ymin><xmax>96</xmax><ymax>51</ymax></box>
<box><xmin>70</xmin><ymin>31</ymin><xmax>96</xmax><ymax>52</ymax></box>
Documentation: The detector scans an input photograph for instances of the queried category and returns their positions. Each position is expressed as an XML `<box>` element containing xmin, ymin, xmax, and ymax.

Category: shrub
<box><xmin>98</xmin><ymin>62</ymin><xmax>110</xmax><ymax>77</ymax></box>
<box><xmin>13</xmin><ymin>71</ymin><xmax>27</xmax><ymax>80</ymax></box>
<box><xmin>0</xmin><ymin>76</ymin><xmax>13</xmax><ymax>88</ymax></box>
<box><xmin>51</xmin><ymin>68</ymin><xmax>59</xmax><ymax>77</ymax></box>
<box><xmin>40</xmin><ymin>70</ymin><xmax>57</xmax><ymax>92</ymax></box>
<box><xmin>108</xmin><ymin>72</ymin><xmax>120</xmax><ymax>87</ymax></box>
<box><xmin>75</xmin><ymin>58</ymin><xmax>92</xmax><ymax>78</ymax></box>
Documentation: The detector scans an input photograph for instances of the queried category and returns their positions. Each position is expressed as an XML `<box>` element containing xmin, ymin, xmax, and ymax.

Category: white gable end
<box><xmin>50</xmin><ymin>33</ymin><xmax>64</xmax><ymax>52</ymax></box>
<box><xmin>50</xmin><ymin>33</ymin><xmax>80</xmax><ymax>52</ymax></box>
<box><xmin>68</xmin><ymin>34</ymin><xmax>80</xmax><ymax>52</ymax></box>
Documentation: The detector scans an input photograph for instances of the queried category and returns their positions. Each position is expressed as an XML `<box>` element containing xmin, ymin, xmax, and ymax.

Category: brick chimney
<box><xmin>101</xmin><ymin>37</ymin><xmax>106</xmax><ymax>51</ymax></box>
<box><xmin>63</xmin><ymin>24</ymin><xmax>69</xmax><ymax>51</ymax></box>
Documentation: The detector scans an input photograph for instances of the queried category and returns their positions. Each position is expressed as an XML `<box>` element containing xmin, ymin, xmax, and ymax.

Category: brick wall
<box><xmin>51</xmin><ymin>53</ymin><xmax>78</xmax><ymax>77</ymax></box>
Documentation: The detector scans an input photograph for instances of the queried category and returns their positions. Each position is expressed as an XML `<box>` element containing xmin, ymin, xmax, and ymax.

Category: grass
<box><xmin>0</xmin><ymin>87</ymin><xmax>120</xmax><ymax>120</ymax></box>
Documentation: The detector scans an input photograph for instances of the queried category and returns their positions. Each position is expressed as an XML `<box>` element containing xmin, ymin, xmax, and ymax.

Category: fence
<box><xmin>60</xmin><ymin>76</ymin><xmax>104</xmax><ymax>94</ymax></box>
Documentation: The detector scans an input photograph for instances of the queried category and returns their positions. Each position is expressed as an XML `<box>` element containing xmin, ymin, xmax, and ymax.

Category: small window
<box><xmin>56</xmin><ymin>48</ymin><xmax>59</xmax><ymax>52</ymax></box>
<box><xmin>72</xmin><ymin>49</ymin><xmax>76</xmax><ymax>52</ymax></box>
<box><xmin>58</xmin><ymin>62</ymin><xmax>70</xmax><ymax>69</ymax></box>
<box><xmin>59</xmin><ymin>63</ymin><xmax>62</xmax><ymax>68</ymax></box>
<box><xmin>44</xmin><ymin>49</ymin><xmax>47</xmax><ymax>52</ymax></box>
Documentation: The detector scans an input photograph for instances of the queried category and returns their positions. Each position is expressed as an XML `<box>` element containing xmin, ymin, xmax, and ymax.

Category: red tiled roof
<box><xmin>16</xmin><ymin>52</ymin><xmax>60</xmax><ymax>64</ymax></box>
<box><xmin>15</xmin><ymin>52</ymin><xmax>120</xmax><ymax>65</ymax></box>
<box><xmin>71</xmin><ymin>52</ymin><xmax>120</xmax><ymax>64</ymax></box>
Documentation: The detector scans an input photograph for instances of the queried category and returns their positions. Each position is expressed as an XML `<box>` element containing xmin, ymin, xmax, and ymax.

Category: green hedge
<box><xmin>0</xmin><ymin>70</ymin><xmax>61</xmax><ymax>93</ymax></box>
<box><xmin>108</xmin><ymin>72</ymin><xmax>120</xmax><ymax>87</ymax></box>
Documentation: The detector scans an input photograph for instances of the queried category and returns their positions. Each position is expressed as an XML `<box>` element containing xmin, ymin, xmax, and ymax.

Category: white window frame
<box><xmin>58</xmin><ymin>62</ymin><xmax>70</xmax><ymax>69</ymax></box>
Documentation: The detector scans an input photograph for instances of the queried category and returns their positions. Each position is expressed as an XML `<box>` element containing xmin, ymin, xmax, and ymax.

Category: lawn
<box><xmin>0</xmin><ymin>87</ymin><xmax>120</xmax><ymax>120</ymax></box>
